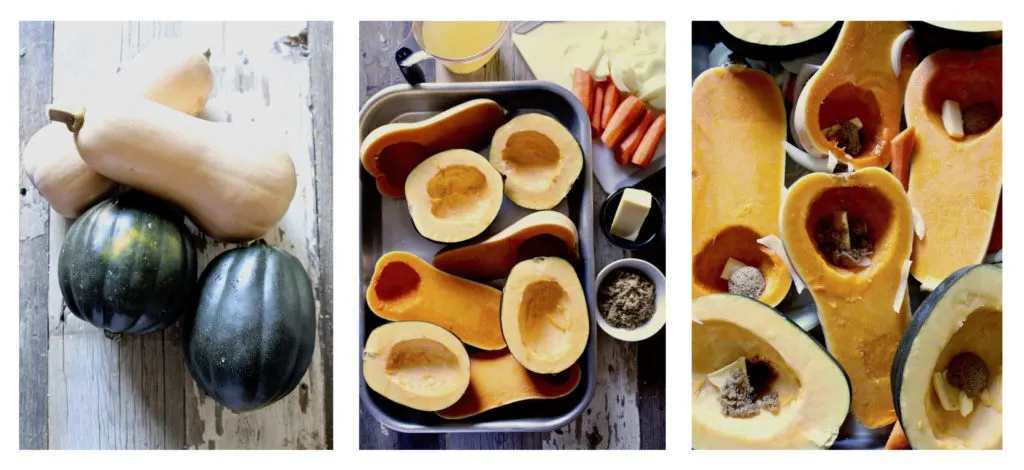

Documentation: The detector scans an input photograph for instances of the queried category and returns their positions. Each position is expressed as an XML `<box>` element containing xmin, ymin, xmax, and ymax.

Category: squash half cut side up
<box><xmin>780</xmin><ymin>168</ymin><xmax>914</xmax><ymax>429</ymax></box>
<box><xmin>692</xmin><ymin>64</ymin><xmax>791</xmax><ymax>307</ymax></box>
<box><xmin>793</xmin><ymin>21</ymin><xmax>918</xmax><ymax>169</ymax></box>
<box><xmin>905</xmin><ymin>46</ymin><xmax>1002</xmax><ymax>291</ymax></box>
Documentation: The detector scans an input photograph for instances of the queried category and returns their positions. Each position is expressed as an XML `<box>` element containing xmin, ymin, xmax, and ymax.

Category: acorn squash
<box><xmin>905</xmin><ymin>46</ymin><xmax>1002</xmax><ymax>291</ymax></box>
<box><xmin>363</xmin><ymin>321</ymin><xmax>471</xmax><ymax>412</ymax></box>
<box><xmin>692</xmin><ymin>64</ymin><xmax>791</xmax><ymax>307</ymax></box>
<box><xmin>911</xmin><ymin>22</ymin><xmax>1002</xmax><ymax>51</ymax></box>
<box><xmin>360</xmin><ymin>99</ymin><xmax>507</xmax><ymax>199</ymax></box>
<box><xmin>184</xmin><ymin>241</ymin><xmax>316</xmax><ymax>412</ymax></box>
<box><xmin>432</xmin><ymin>210</ymin><xmax>579</xmax><ymax>281</ymax></box>
<box><xmin>780</xmin><ymin>168</ymin><xmax>914</xmax><ymax>428</ymax></box>
<box><xmin>58</xmin><ymin>191</ymin><xmax>197</xmax><ymax>334</ymax></box>
<box><xmin>436</xmin><ymin>349</ymin><xmax>581</xmax><ymax>420</ymax></box>
<box><xmin>892</xmin><ymin>264</ymin><xmax>1002</xmax><ymax>449</ymax></box>
<box><xmin>793</xmin><ymin>21</ymin><xmax>917</xmax><ymax>169</ymax></box>
<box><xmin>489</xmin><ymin>113</ymin><xmax>584</xmax><ymax>210</ymax></box>
<box><xmin>693</xmin><ymin>294</ymin><xmax>851</xmax><ymax>449</ymax></box>
<box><xmin>718</xmin><ymin>21</ymin><xmax>840</xmax><ymax>61</ymax></box>
<box><xmin>404</xmin><ymin>149</ymin><xmax>504</xmax><ymax>244</ymax></box>
<box><xmin>366</xmin><ymin>251</ymin><xmax>505</xmax><ymax>350</ymax></box>
<box><xmin>501</xmin><ymin>257</ymin><xmax>588</xmax><ymax>374</ymax></box>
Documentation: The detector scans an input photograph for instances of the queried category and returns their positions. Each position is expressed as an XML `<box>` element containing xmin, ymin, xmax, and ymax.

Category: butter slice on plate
<box><xmin>610</xmin><ymin>188</ymin><xmax>652</xmax><ymax>241</ymax></box>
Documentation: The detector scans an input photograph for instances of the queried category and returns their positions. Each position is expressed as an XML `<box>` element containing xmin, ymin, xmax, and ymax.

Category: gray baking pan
<box><xmin>358</xmin><ymin>81</ymin><xmax>597</xmax><ymax>433</ymax></box>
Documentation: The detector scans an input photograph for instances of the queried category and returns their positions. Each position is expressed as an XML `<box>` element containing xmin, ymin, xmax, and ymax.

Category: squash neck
<box><xmin>47</xmin><ymin>105</ymin><xmax>85</xmax><ymax>133</ymax></box>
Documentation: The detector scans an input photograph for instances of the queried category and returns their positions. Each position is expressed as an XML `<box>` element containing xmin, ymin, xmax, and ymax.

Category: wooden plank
<box><xmin>308</xmin><ymin>20</ymin><xmax>334</xmax><ymax>450</ymax></box>
<box><xmin>358</xmin><ymin>21</ymin><xmax>434</xmax><ymax>108</ymax></box>
<box><xmin>18</xmin><ymin>20</ymin><xmax>54</xmax><ymax>451</ymax></box>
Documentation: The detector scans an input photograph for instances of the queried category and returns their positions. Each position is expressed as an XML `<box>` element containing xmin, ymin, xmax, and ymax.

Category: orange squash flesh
<box><xmin>360</xmin><ymin>99</ymin><xmax>507</xmax><ymax>198</ymax></box>
<box><xmin>436</xmin><ymin>349</ymin><xmax>581</xmax><ymax>420</ymax></box>
<box><xmin>781</xmin><ymin>168</ymin><xmax>914</xmax><ymax>429</ymax></box>
<box><xmin>432</xmin><ymin>211</ymin><xmax>579</xmax><ymax>281</ymax></box>
<box><xmin>692</xmin><ymin>65</ymin><xmax>791</xmax><ymax>307</ymax></box>
<box><xmin>905</xmin><ymin>46</ymin><xmax>1002</xmax><ymax>290</ymax></box>
<box><xmin>793</xmin><ymin>22</ymin><xmax>917</xmax><ymax>169</ymax></box>
<box><xmin>366</xmin><ymin>251</ymin><xmax>505</xmax><ymax>350</ymax></box>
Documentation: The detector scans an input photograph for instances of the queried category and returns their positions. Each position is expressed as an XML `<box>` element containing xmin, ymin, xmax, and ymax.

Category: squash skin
<box><xmin>184</xmin><ymin>241</ymin><xmax>316</xmax><ymax>412</ymax></box>
<box><xmin>793</xmin><ymin>21</ymin><xmax>918</xmax><ymax>169</ymax></box>
<box><xmin>891</xmin><ymin>264</ymin><xmax>1002</xmax><ymax>449</ymax></box>
<box><xmin>51</xmin><ymin>96</ymin><xmax>296</xmax><ymax>242</ymax></box>
<box><xmin>780</xmin><ymin>168</ymin><xmax>914</xmax><ymax>429</ymax></box>
<box><xmin>366</xmin><ymin>251</ymin><xmax>505</xmax><ymax>350</ymax></box>
<box><xmin>22</xmin><ymin>40</ymin><xmax>213</xmax><ymax>219</ymax></box>
<box><xmin>436</xmin><ymin>349</ymin><xmax>581</xmax><ymax>420</ymax></box>
<box><xmin>360</xmin><ymin>99</ymin><xmax>507</xmax><ymax>199</ymax></box>
<box><xmin>905</xmin><ymin>46</ymin><xmax>1002</xmax><ymax>291</ymax></box>
<box><xmin>57</xmin><ymin>191</ymin><xmax>197</xmax><ymax>334</ymax></box>
<box><xmin>432</xmin><ymin>210</ymin><xmax>579</xmax><ymax>281</ymax></box>
<box><xmin>691</xmin><ymin>65</ymin><xmax>791</xmax><ymax>307</ymax></box>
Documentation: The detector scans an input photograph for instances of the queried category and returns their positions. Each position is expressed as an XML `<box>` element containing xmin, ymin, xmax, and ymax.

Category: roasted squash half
<box><xmin>692</xmin><ymin>64</ymin><xmax>791</xmax><ymax>307</ymax></box>
<box><xmin>905</xmin><ymin>46</ymin><xmax>1002</xmax><ymax>291</ymax></box>
<box><xmin>780</xmin><ymin>168</ymin><xmax>914</xmax><ymax>429</ymax></box>
<box><xmin>793</xmin><ymin>21</ymin><xmax>917</xmax><ymax>169</ymax></box>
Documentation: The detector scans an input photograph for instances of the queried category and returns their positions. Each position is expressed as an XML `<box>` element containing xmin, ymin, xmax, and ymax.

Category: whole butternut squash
<box><xmin>48</xmin><ymin>97</ymin><xmax>296</xmax><ymax>242</ymax></box>
<box><xmin>22</xmin><ymin>39</ymin><xmax>214</xmax><ymax>218</ymax></box>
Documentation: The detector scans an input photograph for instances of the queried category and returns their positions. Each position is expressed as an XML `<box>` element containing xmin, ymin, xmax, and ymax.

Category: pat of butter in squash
<box><xmin>933</xmin><ymin>371</ymin><xmax>960</xmax><ymax>411</ymax></box>
<box><xmin>719</xmin><ymin>258</ymin><xmax>749</xmax><ymax>280</ymax></box>
<box><xmin>942</xmin><ymin>100</ymin><xmax>965</xmax><ymax>139</ymax></box>
<box><xmin>707</xmin><ymin>357</ymin><xmax>747</xmax><ymax>390</ymax></box>
<box><xmin>959</xmin><ymin>390</ymin><xmax>975</xmax><ymax>417</ymax></box>
<box><xmin>893</xmin><ymin>259</ymin><xmax>913</xmax><ymax>313</ymax></box>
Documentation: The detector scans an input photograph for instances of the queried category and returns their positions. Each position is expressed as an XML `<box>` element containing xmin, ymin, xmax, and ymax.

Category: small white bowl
<box><xmin>593</xmin><ymin>258</ymin><xmax>666</xmax><ymax>342</ymax></box>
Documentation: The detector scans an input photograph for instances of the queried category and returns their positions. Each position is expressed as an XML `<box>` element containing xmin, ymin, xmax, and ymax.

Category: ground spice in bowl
<box><xmin>597</xmin><ymin>268</ymin><xmax>657</xmax><ymax>330</ymax></box>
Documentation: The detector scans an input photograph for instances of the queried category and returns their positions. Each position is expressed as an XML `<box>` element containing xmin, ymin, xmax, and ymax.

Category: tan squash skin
<box><xmin>49</xmin><ymin>97</ymin><xmax>296</xmax><ymax>242</ymax></box>
<box><xmin>21</xmin><ymin>40</ymin><xmax>213</xmax><ymax>219</ymax></box>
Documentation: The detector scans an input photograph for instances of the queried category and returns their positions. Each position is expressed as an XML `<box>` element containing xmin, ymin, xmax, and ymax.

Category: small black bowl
<box><xmin>599</xmin><ymin>187</ymin><xmax>664</xmax><ymax>250</ymax></box>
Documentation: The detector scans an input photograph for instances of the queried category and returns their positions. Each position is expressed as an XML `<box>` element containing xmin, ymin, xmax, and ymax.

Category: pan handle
<box><xmin>394</xmin><ymin>30</ymin><xmax>431</xmax><ymax>86</ymax></box>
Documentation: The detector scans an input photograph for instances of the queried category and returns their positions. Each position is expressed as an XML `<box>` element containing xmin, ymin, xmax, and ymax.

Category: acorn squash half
<box><xmin>793</xmin><ymin>21</ymin><xmax>917</xmax><ymax>169</ymax></box>
<box><xmin>362</xmin><ymin>321</ymin><xmax>471</xmax><ymax>412</ymax></box>
<box><xmin>780</xmin><ymin>168</ymin><xmax>914</xmax><ymax>428</ymax></box>
<box><xmin>692</xmin><ymin>294</ymin><xmax>851</xmax><ymax>449</ymax></box>
<box><xmin>718</xmin><ymin>21</ymin><xmax>840</xmax><ymax>61</ymax></box>
<box><xmin>892</xmin><ymin>264</ymin><xmax>1002</xmax><ymax>449</ymax></box>
<box><xmin>692</xmin><ymin>64</ymin><xmax>791</xmax><ymax>307</ymax></box>
<box><xmin>489</xmin><ymin>113</ymin><xmax>583</xmax><ymax>210</ymax></box>
<box><xmin>405</xmin><ymin>149</ymin><xmax>504</xmax><ymax>244</ymax></box>
<box><xmin>905</xmin><ymin>46</ymin><xmax>1002</xmax><ymax>291</ymax></box>
<box><xmin>501</xmin><ymin>257</ymin><xmax>588</xmax><ymax>374</ymax></box>
<box><xmin>432</xmin><ymin>210</ymin><xmax>579</xmax><ymax>281</ymax></box>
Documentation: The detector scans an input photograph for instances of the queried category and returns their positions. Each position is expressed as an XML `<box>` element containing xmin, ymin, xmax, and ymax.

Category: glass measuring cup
<box><xmin>400</xmin><ymin>21</ymin><xmax>509</xmax><ymax>75</ymax></box>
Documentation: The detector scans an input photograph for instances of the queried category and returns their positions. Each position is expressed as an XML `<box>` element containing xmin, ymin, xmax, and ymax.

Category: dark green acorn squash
<box><xmin>57</xmin><ymin>190</ymin><xmax>197</xmax><ymax>334</ymax></box>
<box><xmin>184</xmin><ymin>241</ymin><xmax>316</xmax><ymax>412</ymax></box>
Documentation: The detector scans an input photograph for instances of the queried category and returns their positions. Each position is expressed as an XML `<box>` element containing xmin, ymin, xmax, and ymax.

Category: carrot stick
<box><xmin>571</xmin><ymin>68</ymin><xmax>594</xmax><ymax>116</ymax></box>
<box><xmin>617</xmin><ymin>109</ymin><xmax>655</xmax><ymax>165</ymax></box>
<box><xmin>590</xmin><ymin>82</ymin><xmax>605</xmax><ymax>135</ymax></box>
<box><xmin>600</xmin><ymin>95</ymin><xmax>645</xmax><ymax>148</ymax></box>
<box><xmin>885</xmin><ymin>421</ymin><xmax>911</xmax><ymax>450</ymax></box>
<box><xmin>631</xmin><ymin>113</ymin><xmax>666</xmax><ymax>168</ymax></box>
<box><xmin>890</xmin><ymin>127</ymin><xmax>916</xmax><ymax>191</ymax></box>
<box><xmin>601</xmin><ymin>82</ymin><xmax>621</xmax><ymax>129</ymax></box>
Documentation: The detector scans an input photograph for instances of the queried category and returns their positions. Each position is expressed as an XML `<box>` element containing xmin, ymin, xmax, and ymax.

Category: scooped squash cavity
<box><xmin>404</xmin><ymin>149</ymin><xmax>504</xmax><ymax>244</ymax></box>
<box><xmin>489</xmin><ymin>113</ymin><xmax>583</xmax><ymax>210</ymax></box>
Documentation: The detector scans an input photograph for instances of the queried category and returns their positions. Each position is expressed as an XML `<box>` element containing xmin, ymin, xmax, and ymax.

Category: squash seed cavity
<box><xmin>714</xmin><ymin>357</ymin><xmax>780</xmax><ymax>418</ymax></box>
<box><xmin>822</xmin><ymin>118</ymin><xmax>863</xmax><ymax>157</ymax></box>
<box><xmin>815</xmin><ymin>211</ymin><xmax>874</xmax><ymax>268</ymax></box>
<box><xmin>426</xmin><ymin>164</ymin><xmax>488</xmax><ymax>219</ymax></box>
<box><xmin>502</xmin><ymin>130</ymin><xmax>561</xmax><ymax>176</ymax></box>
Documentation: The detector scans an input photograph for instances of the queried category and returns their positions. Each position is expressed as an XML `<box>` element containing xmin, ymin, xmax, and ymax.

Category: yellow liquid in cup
<box><xmin>420</xmin><ymin>21</ymin><xmax>503</xmax><ymax>74</ymax></box>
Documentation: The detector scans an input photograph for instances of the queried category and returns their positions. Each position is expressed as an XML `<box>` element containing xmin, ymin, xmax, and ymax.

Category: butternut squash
<box><xmin>780</xmin><ymin>168</ymin><xmax>914</xmax><ymax>428</ymax></box>
<box><xmin>436</xmin><ymin>349</ymin><xmax>581</xmax><ymax>420</ymax></box>
<box><xmin>904</xmin><ymin>46</ymin><xmax>1002</xmax><ymax>291</ymax></box>
<box><xmin>47</xmin><ymin>96</ymin><xmax>295</xmax><ymax>242</ymax></box>
<box><xmin>22</xmin><ymin>39</ymin><xmax>213</xmax><ymax>218</ymax></box>
<box><xmin>692</xmin><ymin>64</ymin><xmax>791</xmax><ymax>307</ymax></box>
<box><xmin>793</xmin><ymin>22</ymin><xmax>917</xmax><ymax>169</ymax></box>
<box><xmin>366</xmin><ymin>251</ymin><xmax>505</xmax><ymax>350</ymax></box>
<box><xmin>360</xmin><ymin>99</ymin><xmax>507</xmax><ymax>199</ymax></box>
<box><xmin>432</xmin><ymin>210</ymin><xmax>579</xmax><ymax>281</ymax></box>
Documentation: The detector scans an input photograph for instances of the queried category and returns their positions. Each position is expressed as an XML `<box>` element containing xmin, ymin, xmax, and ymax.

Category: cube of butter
<box><xmin>610</xmin><ymin>188</ymin><xmax>652</xmax><ymax>241</ymax></box>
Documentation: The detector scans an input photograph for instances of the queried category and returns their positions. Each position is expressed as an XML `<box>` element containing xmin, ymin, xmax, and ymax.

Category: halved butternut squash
<box><xmin>432</xmin><ymin>210</ymin><xmax>579</xmax><ymax>281</ymax></box>
<box><xmin>366</xmin><ymin>251</ymin><xmax>504</xmax><ymax>350</ymax></box>
<box><xmin>905</xmin><ymin>46</ymin><xmax>1002</xmax><ymax>291</ymax></box>
<box><xmin>780</xmin><ymin>168</ymin><xmax>915</xmax><ymax>429</ymax></box>
<box><xmin>436</xmin><ymin>349</ymin><xmax>581</xmax><ymax>420</ymax></box>
<box><xmin>360</xmin><ymin>99</ymin><xmax>507</xmax><ymax>198</ymax></box>
<box><xmin>793</xmin><ymin>21</ymin><xmax>917</xmax><ymax>169</ymax></box>
<box><xmin>692</xmin><ymin>64</ymin><xmax>791</xmax><ymax>307</ymax></box>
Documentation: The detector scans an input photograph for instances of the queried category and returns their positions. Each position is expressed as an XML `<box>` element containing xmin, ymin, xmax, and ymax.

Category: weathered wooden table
<box><xmin>358</xmin><ymin>21</ymin><xmax>666</xmax><ymax>450</ymax></box>
<box><xmin>18</xmin><ymin>21</ymin><xmax>334</xmax><ymax>450</ymax></box>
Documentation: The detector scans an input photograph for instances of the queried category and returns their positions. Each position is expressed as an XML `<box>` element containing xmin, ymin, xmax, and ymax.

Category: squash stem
<box><xmin>47</xmin><ymin>105</ymin><xmax>84</xmax><ymax>133</ymax></box>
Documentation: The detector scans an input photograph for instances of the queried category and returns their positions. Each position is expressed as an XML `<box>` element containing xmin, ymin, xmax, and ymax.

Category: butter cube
<box><xmin>720</xmin><ymin>258</ymin><xmax>749</xmax><ymax>280</ymax></box>
<box><xmin>932</xmin><ymin>371</ymin><xmax>960</xmax><ymax>411</ymax></box>
<box><xmin>707</xmin><ymin>357</ymin><xmax>747</xmax><ymax>389</ymax></box>
<box><xmin>610</xmin><ymin>188</ymin><xmax>653</xmax><ymax>241</ymax></box>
